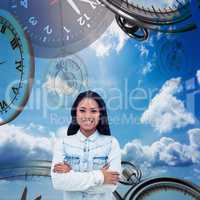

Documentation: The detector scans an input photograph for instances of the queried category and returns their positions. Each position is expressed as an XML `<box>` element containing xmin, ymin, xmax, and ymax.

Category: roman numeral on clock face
<box><xmin>0</xmin><ymin>24</ymin><xmax>6</xmax><ymax>33</ymax></box>
<box><xmin>15</xmin><ymin>60</ymin><xmax>23</xmax><ymax>72</ymax></box>
<box><xmin>0</xmin><ymin>100</ymin><xmax>8</xmax><ymax>110</ymax></box>
<box><xmin>12</xmin><ymin>87</ymin><xmax>19</xmax><ymax>95</ymax></box>
<box><xmin>10</xmin><ymin>37</ymin><xmax>19</xmax><ymax>49</ymax></box>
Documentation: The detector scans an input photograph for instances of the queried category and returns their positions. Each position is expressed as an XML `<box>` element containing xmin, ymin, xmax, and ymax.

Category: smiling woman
<box><xmin>51</xmin><ymin>90</ymin><xmax>122</xmax><ymax>200</ymax></box>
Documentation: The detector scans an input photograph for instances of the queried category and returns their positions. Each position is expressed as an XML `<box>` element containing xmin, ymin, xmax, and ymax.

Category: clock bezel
<box><xmin>8</xmin><ymin>0</ymin><xmax>114</xmax><ymax>58</ymax></box>
<box><xmin>0</xmin><ymin>9</ymin><xmax>35</xmax><ymax>126</ymax></box>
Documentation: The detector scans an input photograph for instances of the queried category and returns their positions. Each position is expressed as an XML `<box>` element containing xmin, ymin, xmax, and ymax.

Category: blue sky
<box><xmin>0</xmin><ymin>1</ymin><xmax>200</xmax><ymax>199</ymax></box>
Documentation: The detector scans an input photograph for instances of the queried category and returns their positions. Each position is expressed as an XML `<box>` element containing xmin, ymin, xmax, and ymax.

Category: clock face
<box><xmin>8</xmin><ymin>0</ymin><xmax>114</xmax><ymax>58</ymax></box>
<box><xmin>124</xmin><ymin>0</ymin><xmax>182</xmax><ymax>10</ymax></box>
<box><xmin>0</xmin><ymin>9</ymin><xmax>34</xmax><ymax>126</ymax></box>
<box><xmin>0</xmin><ymin>160</ymin><xmax>63</xmax><ymax>199</ymax></box>
<box><xmin>156</xmin><ymin>38</ymin><xmax>192</xmax><ymax>77</ymax></box>
<box><xmin>43</xmin><ymin>55</ymin><xmax>88</xmax><ymax>108</ymax></box>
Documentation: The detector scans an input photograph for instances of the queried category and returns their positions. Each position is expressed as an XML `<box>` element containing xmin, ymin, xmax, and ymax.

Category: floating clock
<box><xmin>0</xmin><ymin>9</ymin><xmax>34</xmax><ymax>126</ymax></box>
<box><xmin>43</xmin><ymin>55</ymin><xmax>88</xmax><ymax>108</ymax></box>
<box><xmin>0</xmin><ymin>160</ymin><xmax>62</xmax><ymax>199</ymax></box>
<box><xmin>8</xmin><ymin>0</ymin><xmax>114</xmax><ymax>58</ymax></box>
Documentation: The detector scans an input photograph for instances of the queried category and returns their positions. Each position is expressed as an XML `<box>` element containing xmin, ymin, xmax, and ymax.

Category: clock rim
<box><xmin>0</xmin><ymin>9</ymin><xmax>35</xmax><ymax>126</ymax></box>
<box><xmin>8</xmin><ymin>1</ymin><xmax>114</xmax><ymax>58</ymax></box>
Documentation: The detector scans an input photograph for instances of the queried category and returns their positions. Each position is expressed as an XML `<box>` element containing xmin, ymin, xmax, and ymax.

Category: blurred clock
<box><xmin>43</xmin><ymin>55</ymin><xmax>88</xmax><ymax>108</ymax></box>
<box><xmin>0</xmin><ymin>160</ymin><xmax>62</xmax><ymax>200</ymax></box>
<box><xmin>0</xmin><ymin>9</ymin><xmax>34</xmax><ymax>126</ymax></box>
<box><xmin>8</xmin><ymin>0</ymin><xmax>114</xmax><ymax>58</ymax></box>
<box><xmin>156</xmin><ymin>38</ymin><xmax>192</xmax><ymax>77</ymax></box>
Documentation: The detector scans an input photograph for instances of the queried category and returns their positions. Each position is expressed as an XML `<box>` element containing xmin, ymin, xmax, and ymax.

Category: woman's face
<box><xmin>76</xmin><ymin>98</ymin><xmax>100</xmax><ymax>134</ymax></box>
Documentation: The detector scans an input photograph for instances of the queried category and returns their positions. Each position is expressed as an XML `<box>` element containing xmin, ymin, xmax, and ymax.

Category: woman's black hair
<box><xmin>67</xmin><ymin>90</ymin><xmax>111</xmax><ymax>136</ymax></box>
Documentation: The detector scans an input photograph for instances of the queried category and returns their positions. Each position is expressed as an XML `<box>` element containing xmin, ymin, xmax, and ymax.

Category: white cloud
<box><xmin>142</xmin><ymin>62</ymin><xmax>153</xmax><ymax>75</ymax></box>
<box><xmin>0</xmin><ymin>123</ymin><xmax>52</xmax><ymax>163</ymax></box>
<box><xmin>139</xmin><ymin>45</ymin><xmax>149</xmax><ymax>57</ymax></box>
<box><xmin>92</xmin><ymin>42</ymin><xmax>112</xmax><ymax>57</ymax></box>
<box><xmin>26</xmin><ymin>122</ymin><xmax>46</xmax><ymax>133</ymax></box>
<box><xmin>194</xmin><ymin>168</ymin><xmax>200</xmax><ymax>180</ymax></box>
<box><xmin>0</xmin><ymin>123</ymin><xmax>73</xmax><ymax>164</ymax></box>
<box><xmin>156</xmin><ymin>32</ymin><xmax>163</xmax><ymax>40</ymax></box>
<box><xmin>43</xmin><ymin>75</ymin><xmax>76</xmax><ymax>95</ymax></box>
<box><xmin>196</xmin><ymin>70</ymin><xmax>200</xmax><ymax>84</ymax></box>
<box><xmin>56</xmin><ymin>126</ymin><xmax>69</xmax><ymax>138</ymax></box>
<box><xmin>122</xmin><ymin>128</ymin><xmax>200</xmax><ymax>177</ymax></box>
<box><xmin>188</xmin><ymin>128</ymin><xmax>200</xmax><ymax>150</ymax></box>
<box><xmin>91</xmin><ymin>20</ymin><xmax>128</xmax><ymax>57</ymax></box>
<box><xmin>141</xmin><ymin>78</ymin><xmax>195</xmax><ymax>133</ymax></box>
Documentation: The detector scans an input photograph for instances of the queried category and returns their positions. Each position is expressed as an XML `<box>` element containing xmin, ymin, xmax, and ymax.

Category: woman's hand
<box><xmin>53</xmin><ymin>162</ymin><xmax>72</xmax><ymax>173</ymax></box>
<box><xmin>101</xmin><ymin>164</ymin><xmax>120</xmax><ymax>185</ymax></box>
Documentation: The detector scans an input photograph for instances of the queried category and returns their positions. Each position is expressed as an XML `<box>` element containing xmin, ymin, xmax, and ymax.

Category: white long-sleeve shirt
<box><xmin>51</xmin><ymin>130</ymin><xmax>122</xmax><ymax>200</ymax></box>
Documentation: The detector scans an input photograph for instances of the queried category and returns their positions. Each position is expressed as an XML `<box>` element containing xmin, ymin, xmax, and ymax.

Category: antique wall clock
<box><xmin>8</xmin><ymin>0</ymin><xmax>114</xmax><ymax>58</ymax></box>
<box><xmin>0</xmin><ymin>9</ymin><xmax>34</xmax><ymax>126</ymax></box>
